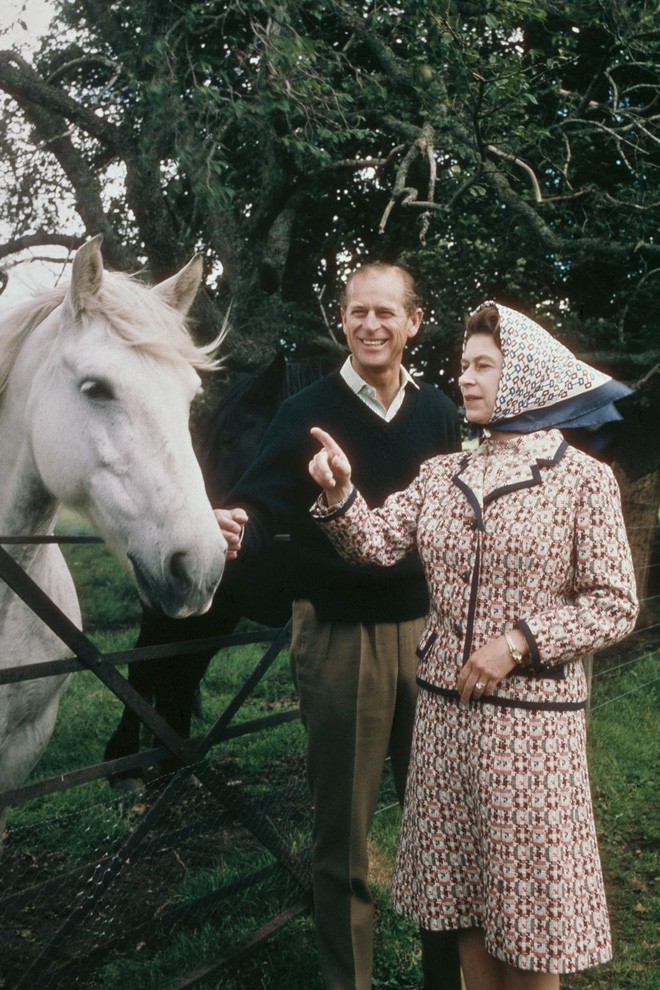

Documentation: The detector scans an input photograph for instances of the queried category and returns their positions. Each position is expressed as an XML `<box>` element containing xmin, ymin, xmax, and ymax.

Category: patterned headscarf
<box><xmin>469</xmin><ymin>301</ymin><xmax>633</xmax><ymax>434</ymax></box>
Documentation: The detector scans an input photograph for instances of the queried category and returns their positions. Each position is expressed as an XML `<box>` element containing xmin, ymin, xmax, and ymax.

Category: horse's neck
<box><xmin>0</xmin><ymin>393</ymin><xmax>59</xmax><ymax>572</ymax></box>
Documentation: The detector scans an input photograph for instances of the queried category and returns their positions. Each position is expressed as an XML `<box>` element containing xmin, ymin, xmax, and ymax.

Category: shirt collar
<box><xmin>339</xmin><ymin>356</ymin><xmax>419</xmax><ymax>396</ymax></box>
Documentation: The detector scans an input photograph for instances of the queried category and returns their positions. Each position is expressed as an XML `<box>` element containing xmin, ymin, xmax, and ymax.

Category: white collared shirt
<box><xmin>340</xmin><ymin>356</ymin><xmax>419</xmax><ymax>422</ymax></box>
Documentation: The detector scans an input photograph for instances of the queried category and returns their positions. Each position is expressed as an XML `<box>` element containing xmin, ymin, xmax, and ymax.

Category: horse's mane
<box><xmin>206</xmin><ymin>353</ymin><xmax>339</xmax><ymax>433</ymax></box>
<box><xmin>198</xmin><ymin>352</ymin><xmax>340</xmax><ymax>502</ymax></box>
<box><xmin>0</xmin><ymin>290</ymin><xmax>64</xmax><ymax>394</ymax></box>
<box><xmin>283</xmin><ymin>355</ymin><xmax>339</xmax><ymax>397</ymax></box>
<box><xmin>83</xmin><ymin>272</ymin><xmax>222</xmax><ymax>370</ymax></box>
<box><xmin>0</xmin><ymin>270</ymin><xmax>221</xmax><ymax>395</ymax></box>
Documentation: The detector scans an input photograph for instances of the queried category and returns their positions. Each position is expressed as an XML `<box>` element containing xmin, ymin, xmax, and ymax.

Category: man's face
<box><xmin>341</xmin><ymin>268</ymin><xmax>422</xmax><ymax>381</ymax></box>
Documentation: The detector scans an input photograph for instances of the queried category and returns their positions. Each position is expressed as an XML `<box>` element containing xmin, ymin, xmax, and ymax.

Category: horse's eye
<box><xmin>80</xmin><ymin>379</ymin><xmax>114</xmax><ymax>401</ymax></box>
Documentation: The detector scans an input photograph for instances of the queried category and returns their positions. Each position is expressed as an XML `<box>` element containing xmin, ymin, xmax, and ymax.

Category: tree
<box><xmin>1</xmin><ymin>0</ymin><xmax>658</xmax><ymax>603</ymax></box>
<box><xmin>0</xmin><ymin>0</ymin><xmax>658</xmax><ymax>382</ymax></box>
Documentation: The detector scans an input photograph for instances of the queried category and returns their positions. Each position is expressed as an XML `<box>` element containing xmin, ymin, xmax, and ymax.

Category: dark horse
<box><xmin>103</xmin><ymin>351</ymin><xmax>338</xmax><ymax>783</ymax></box>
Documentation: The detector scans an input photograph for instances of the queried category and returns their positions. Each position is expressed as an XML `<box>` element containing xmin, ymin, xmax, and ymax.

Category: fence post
<box><xmin>583</xmin><ymin>653</ymin><xmax>593</xmax><ymax>716</ymax></box>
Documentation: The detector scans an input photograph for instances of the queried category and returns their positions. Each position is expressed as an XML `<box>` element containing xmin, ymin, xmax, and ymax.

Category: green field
<box><xmin>4</xmin><ymin>520</ymin><xmax>658</xmax><ymax>989</ymax></box>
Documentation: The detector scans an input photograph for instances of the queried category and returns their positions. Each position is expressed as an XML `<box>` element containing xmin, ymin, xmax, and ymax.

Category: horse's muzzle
<box><xmin>128</xmin><ymin>550</ymin><xmax>225</xmax><ymax>618</ymax></box>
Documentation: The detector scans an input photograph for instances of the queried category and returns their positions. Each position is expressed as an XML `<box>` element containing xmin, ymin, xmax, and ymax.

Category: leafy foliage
<box><xmin>0</xmin><ymin>0</ymin><xmax>658</xmax><ymax>386</ymax></box>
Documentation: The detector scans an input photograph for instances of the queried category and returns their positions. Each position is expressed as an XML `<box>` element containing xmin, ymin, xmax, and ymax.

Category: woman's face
<box><xmin>459</xmin><ymin>333</ymin><xmax>503</xmax><ymax>425</ymax></box>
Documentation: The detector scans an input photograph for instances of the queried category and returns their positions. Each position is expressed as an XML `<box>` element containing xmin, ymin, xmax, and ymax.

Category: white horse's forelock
<box><xmin>0</xmin><ymin>269</ymin><xmax>224</xmax><ymax>396</ymax></box>
<box><xmin>87</xmin><ymin>271</ymin><xmax>224</xmax><ymax>371</ymax></box>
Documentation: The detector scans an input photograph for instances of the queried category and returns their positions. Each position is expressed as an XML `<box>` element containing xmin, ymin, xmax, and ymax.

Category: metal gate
<box><xmin>0</xmin><ymin>539</ymin><xmax>313</xmax><ymax>990</ymax></box>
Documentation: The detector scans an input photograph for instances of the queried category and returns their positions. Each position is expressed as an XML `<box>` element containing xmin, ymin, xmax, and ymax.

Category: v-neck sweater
<box><xmin>228</xmin><ymin>371</ymin><xmax>461</xmax><ymax>622</ymax></box>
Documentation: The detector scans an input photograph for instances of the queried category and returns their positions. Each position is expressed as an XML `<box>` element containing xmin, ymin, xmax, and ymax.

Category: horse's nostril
<box><xmin>169</xmin><ymin>551</ymin><xmax>189</xmax><ymax>584</ymax></box>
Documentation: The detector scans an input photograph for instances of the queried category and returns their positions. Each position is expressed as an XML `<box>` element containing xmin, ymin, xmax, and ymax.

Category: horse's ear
<box><xmin>251</xmin><ymin>352</ymin><xmax>287</xmax><ymax>404</ymax></box>
<box><xmin>152</xmin><ymin>255</ymin><xmax>203</xmax><ymax>315</ymax></box>
<box><xmin>67</xmin><ymin>235</ymin><xmax>104</xmax><ymax>314</ymax></box>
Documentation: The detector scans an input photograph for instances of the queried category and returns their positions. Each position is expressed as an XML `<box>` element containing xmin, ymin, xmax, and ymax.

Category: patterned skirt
<box><xmin>392</xmin><ymin>690</ymin><xmax>612</xmax><ymax>974</ymax></box>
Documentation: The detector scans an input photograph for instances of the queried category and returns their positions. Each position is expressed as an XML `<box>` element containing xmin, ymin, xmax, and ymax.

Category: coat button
<box><xmin>461</xmin><ymin>570</ymin><xmax>470</xmax><ymax>582</ymax></box>
<box><xmin>454</xmin><ymin>623</ymin><xmax>463</xmax><ymax>637</ymax></box>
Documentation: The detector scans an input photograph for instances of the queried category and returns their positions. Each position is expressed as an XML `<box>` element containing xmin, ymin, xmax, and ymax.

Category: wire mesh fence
<box><xmin>0</xmin><ymin>537</ymin><xmax>315</xmax><ymax>990</ymax></box>
<box><xmin>0</xmin><ymin>516</ymin><xmax>658</xmax><ymax>989</ymax></box>
<box><xmin>1</xmin><ymin>749</ymin><xmax>314</xmax><ymax>989</ymax></box>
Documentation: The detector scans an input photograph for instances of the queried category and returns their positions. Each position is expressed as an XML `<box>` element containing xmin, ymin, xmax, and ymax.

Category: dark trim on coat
<box><xmin>452</xmin><ymin>473</ymin><xmax>484</xmax><ymax>531</ymax></box>
<box><xmin>516</xmin><ymin>618</ymin><xmax>543</xmax><ymax>675</ymax></box>
<box><xmin>416</xmin><ymin>630</ymin><xmax>438</xmax><ymax>660</ymax></box>
<box><xmin>417</xmin><ymin>678</ymin><xmax>587</xmax><ymax>712</ymax></box>
<box><xmin>315</xmin><ymin>485</ymin><xmax>358</xmax><ymax>522</ymax></box>
<box><xmin>482</xmin><ymin>439</ymin><xmax>570</xmax><ymax>505</ymax></box>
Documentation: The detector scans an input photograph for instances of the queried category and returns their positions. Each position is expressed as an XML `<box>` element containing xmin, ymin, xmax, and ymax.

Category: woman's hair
<box><xmin>465</xmin><ymin>303</ymin><xmax>501</xmax><ymax>348</ymax></box>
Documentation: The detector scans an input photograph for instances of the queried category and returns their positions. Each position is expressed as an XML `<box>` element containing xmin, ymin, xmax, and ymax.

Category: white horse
<box><xmin>0</xmin><ymin>236</ymin><xmax>227</xmax><ymax>802</ymax></box>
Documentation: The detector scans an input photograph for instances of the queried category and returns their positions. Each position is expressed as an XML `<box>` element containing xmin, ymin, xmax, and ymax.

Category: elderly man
<box><xmin>217</xmin><ymin>262</ymin><xmax>462</xmax><ymax>990</ymax></box>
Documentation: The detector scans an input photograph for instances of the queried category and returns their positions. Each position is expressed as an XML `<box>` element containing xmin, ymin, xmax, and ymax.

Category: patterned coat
<box><xmin>315</xmin><ymin>429</ymin><xmax>638</xmax><ymax>710</ymax></box>
<box><xmin>314</xmin><ymin>429</ymin><xmax>639</xmax><ymax>973</ymax></box>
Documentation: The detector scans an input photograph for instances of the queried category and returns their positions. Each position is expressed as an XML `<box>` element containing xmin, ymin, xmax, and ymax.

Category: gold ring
<box><xmin>475</xmin><ymin>681</ymin><xmax>485</xmax><ymax>691</ymax></box>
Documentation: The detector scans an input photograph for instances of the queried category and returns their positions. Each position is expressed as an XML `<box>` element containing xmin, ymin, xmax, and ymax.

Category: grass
<box><xmin>55</xmin><ymin>509</ymin><xmax>142</xmax><ymax>631</ymax></box>
<box><xmin>3</xmin><ymin>519</ymin><xmax>658</xmax><ymax>989</ymax></box>
<box><xmin>563</xmin><ymin>651</ymin><xmax>660</xmax><ymax>990</ymax></box>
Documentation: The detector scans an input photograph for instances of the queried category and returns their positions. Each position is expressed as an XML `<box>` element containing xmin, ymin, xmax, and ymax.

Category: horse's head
<box><xmin>199</xmin><ymin>351</ymin><xmax>339</xmax><ymax>505</ymax></box>
<box><xmin>15</xmin><ymin>236</ymin><xmax>227</xmax><ymax>617</ymax></box>
<box><xmin>199</xmin><ymin>353</ymin><xmax>289</xmax><ymax>505</ymax></box>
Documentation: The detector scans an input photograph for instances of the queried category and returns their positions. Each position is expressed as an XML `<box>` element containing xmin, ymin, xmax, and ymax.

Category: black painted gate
<box><xmin>0</xmin><ymin>539</ymin><xmax>313</xmax><ymax>990</ymax></box>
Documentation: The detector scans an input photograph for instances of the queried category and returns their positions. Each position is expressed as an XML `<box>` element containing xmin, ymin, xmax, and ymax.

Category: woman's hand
<box><xmin>309</xmin><ymin>427</ymin><xmax>353</xmax><ymax>506</ymax></box>
<box><xmin>456</xmin><ymin>631</ymin><xmax>526</xmax><ymax>703</ymax></box>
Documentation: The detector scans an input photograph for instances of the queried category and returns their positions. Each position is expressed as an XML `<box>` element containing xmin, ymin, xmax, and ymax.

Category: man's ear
<box><xmin>407</xmin><ymin>307</ymin><xmax>423</xmax><ymax>340</ymax></box>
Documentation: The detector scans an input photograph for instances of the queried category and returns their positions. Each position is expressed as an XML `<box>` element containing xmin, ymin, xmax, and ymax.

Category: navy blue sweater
<box><xmin>228</xmin><ymin>371</ymin><xmax>461</xmax><ymax>623</ymax></box>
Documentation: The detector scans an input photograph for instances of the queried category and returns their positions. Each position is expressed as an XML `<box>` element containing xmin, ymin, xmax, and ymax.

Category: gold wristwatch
<box><xmin>504</xmin><ymin>630</ymin><xmax>525</xmax><ymax>667</ymax></box>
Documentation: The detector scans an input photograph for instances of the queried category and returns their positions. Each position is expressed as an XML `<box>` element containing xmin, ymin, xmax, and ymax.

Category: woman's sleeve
<box><xmin>517</xmin><ymin>462</ymin><xmax>639</xmax><ymax>671</ymax></box>
<box><xmin>311</xmin><ymin>463</ymin><xmax>429</xmax><ymax>567</ymax></box>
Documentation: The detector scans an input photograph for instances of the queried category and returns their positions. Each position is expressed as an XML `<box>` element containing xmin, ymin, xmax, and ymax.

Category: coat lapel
<box><xmin>452</xmin><ymin>431</ymin><xmax>569</xmax><ymax>521</ymax></box>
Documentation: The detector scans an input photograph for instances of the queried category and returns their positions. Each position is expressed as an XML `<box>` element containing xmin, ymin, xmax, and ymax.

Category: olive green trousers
<box><xmin>290</xmin><ymin>600</ymin><xmax>424</xmax><ymax>990</ymax></box>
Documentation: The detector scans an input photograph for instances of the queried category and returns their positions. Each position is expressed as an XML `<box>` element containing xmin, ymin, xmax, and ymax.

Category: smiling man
<box><xmin>340</xmin><ymin>263</ymin><xmax>423</xmax><ymax>412</ymax></box>
<box><xmin>216</xmin><ymin>262</ymin><xmax>461</xmax><ymax>990</ymax></box>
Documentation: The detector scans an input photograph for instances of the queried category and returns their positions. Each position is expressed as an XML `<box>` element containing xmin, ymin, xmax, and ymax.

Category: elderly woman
<box><xmin>308</xmin><ymin>302</ymin><xmax>638</xmax><ymax>990</ymax></box>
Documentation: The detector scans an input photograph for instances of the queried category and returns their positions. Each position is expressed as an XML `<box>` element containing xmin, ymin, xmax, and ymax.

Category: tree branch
<box><xmin>486</xmin><ymin>144</ymin><xmax>543</xmax><ymax>203</ymax></box>
<box><xmin>0</xmin><ymin>231</ymin><xmax>85</xmax><ymax>261</ymax></box>
<box><xmin>331</xmin><ymin>1</ymin><xmax>412</xmax><ymax>88</ymax></box>
<box><xmin>381</xmin><ymin>109</ymin><xmax>660</xmax><ymax>263</ymax></box>
<box><xmin>0</xmin><ymin>50</ymin><xmax>123</xmax><ymax>151</ymax></box>
<box><xmin>0</xmin><ymin>51</ymin><xmax>133</xmax><ymax>268</ymax></box>
<box><xmin>379</xmin><ymin>123</ymin><xmax>440</xmax><ymax>233</ymax></box>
